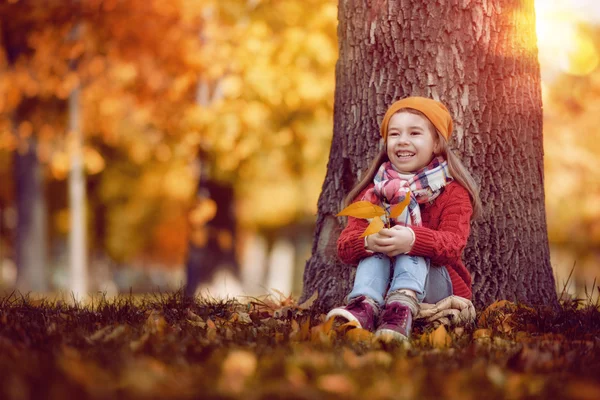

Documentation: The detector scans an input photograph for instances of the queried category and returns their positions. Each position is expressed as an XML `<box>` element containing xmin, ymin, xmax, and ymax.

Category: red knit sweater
<box><xmin>337</xmin><ymin>181</ymin><xmax>474</xmax><ymax>299</ymax></box>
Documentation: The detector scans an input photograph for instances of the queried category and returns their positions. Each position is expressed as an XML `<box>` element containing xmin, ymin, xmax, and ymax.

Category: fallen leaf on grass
<box><xmin>565</xmin><ymin>380</ymin><xmax>600</xmax><ymax>400</ymax></box>
<box><xmin>145</xmin><ymin>310</ymin><xmax>167</xmax><ymax>335</ymax></box>
<box><xmin>430</xmin><ymin>324</ymin><xmax>452</xmax><ymax>348</ymax></box>
<box><xmin>335</xmin><ymin>320</ymin><xmax>360</xmax><ymax>335</ymax></box>
<box><xmin>103</xmin><ymin>325</ymin><xmax>127</xmax><ymax>342</ymax></box>
<box><xmin>317</xmin><ymin>374</ymin><xmax>356</xmax><ymax>395</ymax></box>
<box><xmin>218</xmin><ymin>350</ymin><xmax>257</xmax><ymax>394</ymax></box>
<box><xmin>345</xmin><ymin>328</ymin><xmax>373</xmax><ymax>343</ymax></box>
<box><xmin>298</xmin><ymin>290</ymin><xmax>318</xmax><ymax>310</ymax></box>
<box><xmin>290</xmin><ymin>319</ymin><xmax>311</xmax><ymax>342</ymax></box>
<box><xmin>473</xmin><ymin>328</ymin><xmax>492</xmax><ymax>339</ymax></box>
<box><xmin>129</xmin><ymin>332</ymin><xmax>150</xmax><ymax>352</ymax></box>
<box><xmin>206</xmin><ymin>318</ymin><xmax>218</xmax><ymax>340</ymax></box>
<box><xmin>87</xmin><ymin>325</ymin><xmax>113</xmax><ymax>342</ymax></box>
<box><xmin>311</xmin><ymin>317</ymin><xmax>336</xmax><ymax>345</ymax></box>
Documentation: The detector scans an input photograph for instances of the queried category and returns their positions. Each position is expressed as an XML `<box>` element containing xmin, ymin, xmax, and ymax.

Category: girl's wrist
<box><xmin>406</xmin><ymin>227</ymin><xmax>416</xmax><ymax>250</ymax></box>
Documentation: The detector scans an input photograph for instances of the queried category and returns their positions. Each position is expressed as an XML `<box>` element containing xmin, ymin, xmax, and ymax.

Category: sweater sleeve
<box><xmin>336</xmin><ymin>186</ymin><xmax>374</xmax><ymax>265</ymax></box>
<box><xmin>337</xmin><ymin>216</ymin><xmax>372</xmax><ymax>265</ymax></box>
<box><xmin>408</xmin><ymin>184</ymin><xmax>473</xmax><ymax>266</ymax></box>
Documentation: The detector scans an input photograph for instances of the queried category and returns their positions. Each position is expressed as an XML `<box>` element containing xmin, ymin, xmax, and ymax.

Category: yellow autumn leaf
<box><xmin>389</xmin><ymin>192</ymin><xmax>411</xmax><ymax>219</ymax></box>
<box><xmin>345</xmin><ymin>328</ymin><xmax>374</xmax><ymax>343</ymax></box>
<box><xmin>430</xmin><ymin>324</ymin><xmax>452</xmax><ymax>349</ymax></box>
<box><xmin>360</xmin><ymin>217</ymin><xmax>384</xmax><ymax>238</ymax></box>
<box><xmin>337</xmin><ymin>201</ymin><xmax>385</xmax><ymax>218</ymax></box>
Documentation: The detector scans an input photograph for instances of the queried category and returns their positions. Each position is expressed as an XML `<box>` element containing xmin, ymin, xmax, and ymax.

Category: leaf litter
<box><xmin>0</xmin><ymin>291</ymin><xmax>599</xmax><ymax>399</ymax></box>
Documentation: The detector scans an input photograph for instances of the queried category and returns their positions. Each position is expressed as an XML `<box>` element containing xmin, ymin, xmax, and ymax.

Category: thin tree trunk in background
<box><xmin>69</xmin><ymin>85</ymin><xmax>87</xmax><ymax>300</ymax></box>
<box><xmin>301</xmin><ymin>0</ymin><xmax>556</xmax><ymax>310</ymax></box>
<box><xmin>14</xmin><ymin>136</ymin><xmax>48</xmax><ymax>292</ymax></box>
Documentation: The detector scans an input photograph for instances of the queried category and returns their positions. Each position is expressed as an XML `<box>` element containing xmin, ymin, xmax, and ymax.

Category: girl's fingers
<box><xmin>372</xmin><ymin>236</ymin><xmax>395</xmax><ymax>246</ymax></box>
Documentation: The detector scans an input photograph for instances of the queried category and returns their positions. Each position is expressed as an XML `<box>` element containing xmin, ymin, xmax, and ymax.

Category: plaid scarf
<box><xmin>362</xmin><ymin>156</ymin><xmax>452</xmax><ymax>226</ymax></box>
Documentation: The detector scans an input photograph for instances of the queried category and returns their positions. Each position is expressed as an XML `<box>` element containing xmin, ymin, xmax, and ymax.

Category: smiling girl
<box><xmin>326</xmin><ymin>97</ymin><xmax>482</xmax><ymax>341</ymax></box>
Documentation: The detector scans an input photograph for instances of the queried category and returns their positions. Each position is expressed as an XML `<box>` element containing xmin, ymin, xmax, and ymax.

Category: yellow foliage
<box><xmin>337</xmin><ymin>201</ymin><xmax>385</xmax><ymax>219</ymax></box>
<box><xmin>361</xmin><ymin>217</ymin><xmax>384</xmax><ymax>238</ymax></box>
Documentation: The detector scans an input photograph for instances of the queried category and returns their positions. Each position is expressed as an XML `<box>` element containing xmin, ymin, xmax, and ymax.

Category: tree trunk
<box><xmin>68</xmin><ymin>85</ymin><xmax>88</xmax><ymax>301</ymax></box>
<box><xmin>14</xmin><ymin>136</ymin><xmax>48</xmax><ymax>292</ymax></box>
<box><xmin>301</xmin><ymin>0</ymin><xmax>556</xmax><ymax>311</ymax></box>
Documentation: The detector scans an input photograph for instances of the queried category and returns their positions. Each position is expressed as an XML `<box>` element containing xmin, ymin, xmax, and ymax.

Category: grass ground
<box><xmin>0</xmin><ymin>290</ymin><xmax>599</xmax><ymax>400</ymax></box>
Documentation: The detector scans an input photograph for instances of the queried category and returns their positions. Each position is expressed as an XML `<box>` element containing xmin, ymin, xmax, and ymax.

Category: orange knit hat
<box><xmin>380</xmin><ymin>97</ymin><xmax>453</xmax><ymax>141</ymax></box>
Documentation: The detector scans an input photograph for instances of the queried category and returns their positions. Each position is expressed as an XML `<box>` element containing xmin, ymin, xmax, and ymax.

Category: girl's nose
<box><xmin>398</xmin><ymin>134</ymin><xmax>410</xmax><ymax>144</ymax></box>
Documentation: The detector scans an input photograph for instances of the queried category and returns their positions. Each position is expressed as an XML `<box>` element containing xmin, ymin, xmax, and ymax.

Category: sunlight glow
<box><xmin>535</xmin><ymin>0</ymin><xmax>599</xmax><ymax>76</ymax></box>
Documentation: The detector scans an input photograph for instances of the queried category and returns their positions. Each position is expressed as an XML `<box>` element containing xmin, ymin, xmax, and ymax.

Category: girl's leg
<box><xmin>375</xmin><ymin>255</ymin><xmax>428</xmax><ymax>341</ymax></box>
<box><xmin>388</xmin><ymin>255</ymin><xmax>429</xmax><ymax>302</ymax></box>
<box><xmin>326</xmin><ymin>253</ymin><xmax>390</xmax><ymax>331</ymax></box>
<box><xmin>422</xmin><ymin>266</ymin><xmax>453</xmax><ymax>304</ymax></box>
<box><xmin>347</xmin><ymin>253</ymin><xmax>391</xmax><ymax>307</ymax></box>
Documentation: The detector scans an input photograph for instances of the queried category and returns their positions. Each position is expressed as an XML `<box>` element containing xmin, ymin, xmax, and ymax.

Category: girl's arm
<box><xmin>336</xmin><ymin>186</ymin><xmax>375</xmax><ymax>265</ymax></box>
<box><xmin>408</xmin><ymin>184</ymin><xmax>473</xmax><ymax>266</ymax></box>
<box><xmin>337</xmin><ymin>215</ymin><xmax>372</xmax><ymax>265</ymax></box>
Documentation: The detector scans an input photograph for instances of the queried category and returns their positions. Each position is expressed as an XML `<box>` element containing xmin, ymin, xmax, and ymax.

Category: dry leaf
<box><xmin>478</xmin><ymin>300</ymin><xmax>516</xmax><ymax>327</ymax></box>
<box><xmin>311</xmin><ymin>317</ymin><xmax>336</xmax><ymax>345</ymax></box>
<box><xmin>218</xmin><ymin>350</ymin><xmax>257</xmax><ymax>394</ymax></box>
<box><xmin>360</xmin><ymin>216</ymin><xmax>384</xmax><ymax>238</ymax></box>
<box><xmin>389</xmin><ymin>193</ymin><xmax>411</xmax><ymax>218</ymax></box>
<box><xmin>430</xmin><ymin>324</ymin><xmax>452</xmax><ymax>348</ymax></box>
<box><xmin>345</xmin><ymin>328</ymin><xmax>374</xmax><ymax>343</ymax></box>
<box><xmin>298</xmin><ymin>290</ymin><xmax>318</xmax><ymax>310</ymax></box>
<box><xmin>335</xmin><ymin>320</ymin><xmax>360</xmax><ymax>335</ymax></box>
<box><xmin>187</xmin><ymin>319</ymin><xmax>206</xmax><ymax>328</ymax></box>
<box><xmin>337</xmin><ymin>201</ymin><xmax>385</xmax><ymax>218</ymax></box>
<box><xmin>317</xmin><ymin>374</ymin><xmax>356</xmax><ymax>395</ymax></box>
<box><xmin>473</xmin><ymin>328</ymin><xmax>492</xmax><ymax>339</ymax></box>
<box><xmin>145</xmin><ymin>310</ymin><xmax>167</xmax><ymax>335</ymax></box>
<box><xmin>129</xmin><ymin>332</ymin><xmax>150</xmax><ymax>352</ymax></box>
<box><xmin>103</xmin><ymin>325</ymin><xmax>126</xmax><ymax>342</ymax></box>
<box><xmin>88</xmin><ymin>325</ymin><xmax>113</xmax><ymax>342</ymax></box>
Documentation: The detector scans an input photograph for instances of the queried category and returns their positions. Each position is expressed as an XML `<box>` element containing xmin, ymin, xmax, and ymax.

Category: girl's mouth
<box><xmin>396</xmin><ymin>151</ymin><xmax>415</xmax><ymax>159</ymax></box>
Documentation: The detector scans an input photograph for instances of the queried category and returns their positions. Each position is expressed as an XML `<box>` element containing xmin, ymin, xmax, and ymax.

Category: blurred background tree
<box><xmin>0</xmin><ymin>0</ymin><xmax>598</xmax><ymax>300</ymax></box>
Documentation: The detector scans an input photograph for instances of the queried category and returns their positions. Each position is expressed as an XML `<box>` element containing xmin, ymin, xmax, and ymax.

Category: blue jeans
<box><xmin>347</xmin><ymin>253</ymin><xmax>453</xmax><ymax>306</ymax></box>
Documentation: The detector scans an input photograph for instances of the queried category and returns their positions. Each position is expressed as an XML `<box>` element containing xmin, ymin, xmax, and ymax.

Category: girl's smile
<box><xmin>386</xmin><ymin>111</ymin><xmax>438</xmax><ymax>173</ymax></box>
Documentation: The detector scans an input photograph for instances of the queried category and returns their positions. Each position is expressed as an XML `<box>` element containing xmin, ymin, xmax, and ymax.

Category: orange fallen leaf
<box><xmin>389</xmin><ymin>192</ymin><xmax>411</xmax><ymax>218</ymax></box>
<box><xmin>430</xmin><ymin>324</ymin><xmax>452</xmax><ymax>348</ymax></box>
<box><xmin>337</xmin><ymin>201</ymin><xmax>385</xmax><ymax>218</ymax></box>
<box><xmin>478</xmin><ymin>300</ymin><xmax>516</xmax><ymax>327</ymax></box>
<box><xmin>218</xmin><ymin>350</ymin><xmax>257</xmax><ymax>394</ymax></box>
<box><xmin>345</xmin><ymin>328</ymin><xmax>374</xmax><ymax>343</ymax></box>
<box><xmin>360</xmin><ymin>216</ymin><xmax>385</xmax><ymax>237</ymax></box>
<box><xmin>473</xmin><ymin>328</ymin><xmax>492</xmax><ymax>339</ymax></box>
<box><xmin>317</xmin><ymin>374</ymin><xmax>356</xmax><ymax>395</ymax></box>
<box><xmin>311</xmin><ymin>317</ymin><xmax>336</xmax><ymax>345</ymax></box>
<box><xmin>298</xmin><ymin>290</ymin><xmax>318</xmax><ymax>310</ymax></box>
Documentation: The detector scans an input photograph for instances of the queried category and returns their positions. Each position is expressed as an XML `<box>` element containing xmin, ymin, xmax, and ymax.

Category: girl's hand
<box><xmin>367</xmin><ymin>227</ymin><xmax>414</xmax><ymax>257</ymax></box>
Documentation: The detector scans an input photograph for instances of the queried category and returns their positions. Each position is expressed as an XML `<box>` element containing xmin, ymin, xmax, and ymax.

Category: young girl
<box><xmin>327</xmin><ymin>96</ymin><xmax>482</xmax><ymax>341</ymax></box>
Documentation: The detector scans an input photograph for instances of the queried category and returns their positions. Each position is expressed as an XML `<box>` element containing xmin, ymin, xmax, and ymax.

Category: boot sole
<box><xmin>325</xmin><ymin>308</ymin><xmax>363</xmax><ymax>329</ymax></box>
<box><xmin>375</xmin><ymin>329</ymin><xmax>409</xmax><ymax>342</ymax></box>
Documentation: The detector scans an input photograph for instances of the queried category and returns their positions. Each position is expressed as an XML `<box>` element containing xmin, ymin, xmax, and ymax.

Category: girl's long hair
<box><xmin>343</xmin><ymin>109</ymin><xmax>483</xmax><ymax>220</ymax></box>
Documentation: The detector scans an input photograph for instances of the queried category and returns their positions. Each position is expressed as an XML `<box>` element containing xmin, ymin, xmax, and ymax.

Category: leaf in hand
<box><xmin>360</xmin><ymin>216</ymin><xmax>384</xmax><ymax>237</ymax></box>
<box><xmin>389</xmin><ymin>192</ymin><xmax>411</xmax><ymax>219</ymax></box>
<box><xmin>337</xmin><ymin>201</ymin><xmax>385</xmax><ymax>218</ymax></box>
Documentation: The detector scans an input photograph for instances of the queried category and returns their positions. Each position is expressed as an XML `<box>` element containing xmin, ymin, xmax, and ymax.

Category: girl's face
<box><xmin>386</xmin><ymin>111</ymin><xmax>439</xmax><ymax>174</ymax></box>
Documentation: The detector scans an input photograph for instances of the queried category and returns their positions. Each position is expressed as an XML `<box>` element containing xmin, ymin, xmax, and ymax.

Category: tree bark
<box><xmin>301</xmin><ymin>0</ymin><xmax>556</xmax><ymax>311</ymax></box>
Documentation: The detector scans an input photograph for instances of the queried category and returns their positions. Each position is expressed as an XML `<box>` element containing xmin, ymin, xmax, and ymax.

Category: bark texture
<box><xmin>301</xmin><ymin>0</ymin><xmax>556</xmax><ymax>311</ymax></box>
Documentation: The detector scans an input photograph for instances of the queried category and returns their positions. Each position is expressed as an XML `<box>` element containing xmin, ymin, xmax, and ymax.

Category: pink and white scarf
<box><xmin>362</xmin><ymin>156</ymin><xmax>452</xmax><ymax>226</ymax></box>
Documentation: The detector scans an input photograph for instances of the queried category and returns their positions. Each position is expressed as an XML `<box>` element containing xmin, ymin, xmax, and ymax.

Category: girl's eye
<box><xmin>411</xmin><ymin>131</ymin><xmax>421</xmax><ymax>135</ymax></box>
